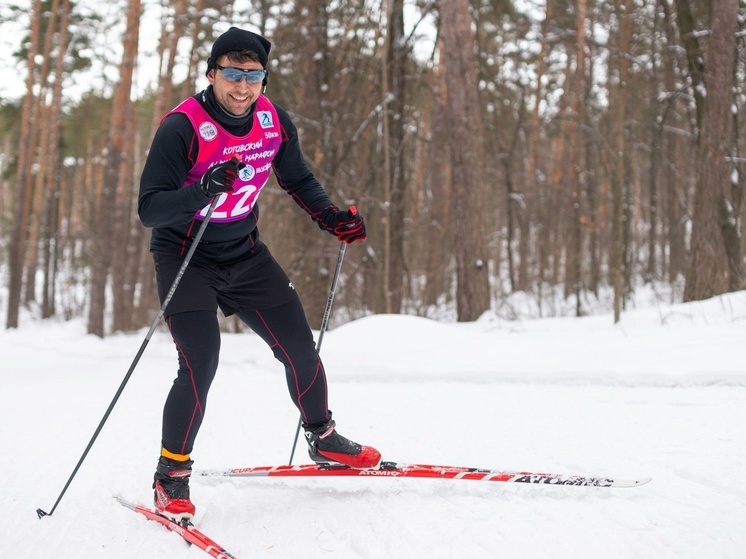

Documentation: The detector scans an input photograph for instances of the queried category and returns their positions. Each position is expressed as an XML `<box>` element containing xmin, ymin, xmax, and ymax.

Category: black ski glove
<box><xmin>199</xmin><ymin>157</ymin><xmax>246</xmax><ymax>197</ymax></box>
<box><xmin>318</xmin><ymin>205</ymin><xmax>367</xmax><ymax>244</ymax></box>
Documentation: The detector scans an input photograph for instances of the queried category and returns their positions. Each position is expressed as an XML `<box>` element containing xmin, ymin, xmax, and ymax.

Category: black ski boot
<box><xmin>153</xmin><ymin>456</ymin><xmax>195</xmax><ymax>524</ymax></box>
<box><xmin>304</xmin><ymin>418</ymin><xmax>381</xmax><ymax>469</ymax></box>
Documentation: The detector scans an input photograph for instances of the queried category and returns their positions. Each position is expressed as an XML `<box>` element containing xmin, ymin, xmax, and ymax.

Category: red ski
<box><xmin>198</xmin><ymin>461</ymin><xmax>651</xmax><ymax>488</ymax></box>
<box><xmin>115</xmin><ymin>496</ymin><xmax>239</xmax><ymax>559</ymax></box>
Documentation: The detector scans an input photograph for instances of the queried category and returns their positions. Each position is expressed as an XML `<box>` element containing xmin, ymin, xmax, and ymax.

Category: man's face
<box><xmin>208</xmin><ymin>56</ymin><xmax>265</xmax><ymax>116</ymax></box>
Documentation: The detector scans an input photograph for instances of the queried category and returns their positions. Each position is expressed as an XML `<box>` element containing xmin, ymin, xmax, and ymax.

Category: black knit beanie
<box><xmin>206</xmin><ymin>27</ymin><xmax>272</xmax><ymax>76</ymax></box>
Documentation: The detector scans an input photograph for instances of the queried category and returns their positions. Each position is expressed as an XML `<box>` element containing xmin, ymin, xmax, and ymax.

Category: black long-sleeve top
<box><xmin>138</xmin><ymin>86</ymin><xmax>333</xmax><ymax>264</ymax></box>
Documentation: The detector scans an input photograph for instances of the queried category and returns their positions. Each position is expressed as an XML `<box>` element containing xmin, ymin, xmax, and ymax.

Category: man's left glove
<box><xmin>318</xmin><ymin>205</ymin><xmax>367</xmax><ymax>244</ymax></box>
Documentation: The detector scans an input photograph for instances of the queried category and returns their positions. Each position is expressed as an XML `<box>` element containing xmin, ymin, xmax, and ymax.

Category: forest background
<box><xmin>0</xmin><ymin>0</ymin><xmax>744</xmax><ymax>337</ymax></box>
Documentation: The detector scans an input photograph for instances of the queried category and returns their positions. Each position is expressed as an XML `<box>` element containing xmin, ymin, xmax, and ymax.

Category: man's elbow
<box><xmin>138</xmin><ymin>198</ymin><xmax>156</xmax><ymax>227</ymax></box>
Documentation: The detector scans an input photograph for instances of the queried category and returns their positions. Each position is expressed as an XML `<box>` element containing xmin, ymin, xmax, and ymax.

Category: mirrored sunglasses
<box><xmin>216</xmin><ymin>65</ymin><xmax>267</xmax><ymax>84</ymax></box>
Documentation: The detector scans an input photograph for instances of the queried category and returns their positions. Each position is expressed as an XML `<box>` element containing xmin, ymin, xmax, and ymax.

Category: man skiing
<box><xmin>138</xmin><ymin>26</ymin><xmax>380</xmax><ymax>523</ymax></box>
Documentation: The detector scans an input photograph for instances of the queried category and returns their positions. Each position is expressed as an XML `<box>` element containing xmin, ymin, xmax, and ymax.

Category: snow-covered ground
<box><xmin>2</xmin><ymin>291</ymin><xmax>746</xmax><ymax>558</ymax></box>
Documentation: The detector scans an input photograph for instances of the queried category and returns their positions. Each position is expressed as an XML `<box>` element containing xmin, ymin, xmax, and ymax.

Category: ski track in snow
<box><xmin>3</xmin><ymin>292</ymin><xmax>746</xmax><ymax>558</ymax></box>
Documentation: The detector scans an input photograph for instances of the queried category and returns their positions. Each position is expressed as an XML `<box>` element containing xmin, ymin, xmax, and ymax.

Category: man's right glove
<box><xmin>318</xmin><ymin>205</ymin><xmax>367</xmax><ymax>244</ymax></box>
<box><xmin>199</xmin><ymin>157</ymin><xmax>246</xmax><ymax>197</ymax></box>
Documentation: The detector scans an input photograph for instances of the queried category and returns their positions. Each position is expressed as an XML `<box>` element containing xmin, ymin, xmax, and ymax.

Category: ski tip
<box><xmin>113</xmin><ymin>495</ymin><xmax>136</xmax><ymax>511</ymax></box>
<box><xmin>615</xmin><ymin>476</ymin><xmax>652</xmax><ymax>488</ymax></box>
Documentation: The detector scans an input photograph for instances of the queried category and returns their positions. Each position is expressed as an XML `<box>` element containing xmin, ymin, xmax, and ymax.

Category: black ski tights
<box><xmin>161</xmin><ymin>298</ymin><xmax>329</xmax><ymax>456</ymax></box>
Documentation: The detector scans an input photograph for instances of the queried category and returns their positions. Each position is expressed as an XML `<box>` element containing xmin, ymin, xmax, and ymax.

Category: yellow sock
<box><xmin>161</xmin><ymin>447</ymin><xmax>191</xmax><ymax>462</ymax></box>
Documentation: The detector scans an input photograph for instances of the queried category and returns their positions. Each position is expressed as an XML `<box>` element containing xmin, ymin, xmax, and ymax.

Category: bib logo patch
<box><xmin>257</xmin><ymin>111</ymin><xmax>274</xmax><ymax>129</ymax></box>
<box><xmin>199</xmin><ymin>121</ymin><xmax>218</xmax><ymax>141</ymax></box>
<box><xmin>239</xmin><ymin>165</ymin><xmax>255</xmax><ymax>181</ymax></box>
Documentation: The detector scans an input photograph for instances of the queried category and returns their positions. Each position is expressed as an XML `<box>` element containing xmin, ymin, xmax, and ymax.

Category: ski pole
<box><xmin>287</xmin><ymin>241</ymin><xmax>347</xmax><ymax>464</ymax></box>
<box><xmin>37</xmin><ymin>195</ymin><xmax>221</xmax><ymax>519</ymax></box>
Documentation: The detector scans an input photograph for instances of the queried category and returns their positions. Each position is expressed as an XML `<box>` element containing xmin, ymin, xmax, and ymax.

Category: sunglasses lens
<box><xmin>220</xmin><ymin>68</ymin><xmax>244</xmax><ymax>82</ymax></box>
<box><xmin>219</xmin><ymin>67</ymin><xmax>265</xmax><ymax>83</ymax></box>
<box><xmin>244</xmin><ymin>70</ymin><xmax>266</xmax><ymax>83</ymax></box>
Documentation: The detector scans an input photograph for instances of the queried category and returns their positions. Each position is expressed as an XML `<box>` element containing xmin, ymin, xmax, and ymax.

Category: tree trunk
<box><xmin>523</xmin><ymin>1</ymin><xmax>552</xmax><ymax>295</ymax></box>
<box><xmin>293</xmin><ymin>0</ymin><xmax>333</xmax><ymax>325</ymax></box>
<box><xmin>87</xmin><ymin>0</ymin><xmax>141</xmax><ymax>336</ymax></box>
<box><xmin>646</xmin><ymin>1</ymin><xmax>662</xmax><ymax>281</ymax></box>
<box><xmin>381</xmin><ymin>0</ymin><xmax>407</xmax><ymax>314</ymax></box>
<box><xmin>612</xmin><ymin>0</ymin><xmax>632</xmax><ymax>323</ymax></box>
<box><xmin>524</xmin><ymin>0</ymin><xmax>555</xmax><ymax>305</ymax></box>
<box><xmin>684</xmin><ymin>0</ymin><xmax>740</xmax><ymax>300</ymax></box>
<box><xmin>6</xmin><ymin>0</ymin><xmax>42</xmax><ymax>329</ymax></box>
<box><xmin>25</xmin><ymin>0</ymin><xmax>60</xmax><ymax>308</ymax></box>
<box><xmin>439</xmin><ymin>0</ymin><xmax>491</xmax><ymax>321</ymax></box>
<box><xmin>567</xmin><ymin>0</ymin><xmax>587</xmax><ymax>315</ymax></box>
<box><xmin>673</xmin><ymin>0</ymin><xmax>705</xmax><ymax>131</ymax></box>
<box><xmin>179</xmin><ymin>0</ymin><xmax>205</xmax><ymax>100</ymax></box>
<box><xmin>41</xmin><ymin>0</ymin><xmax>71</xmax><ymax>319</ymax></box>
<box><xmin>660</xmin><ymin>0</ymin><xmax>687</xmax><ymax>283</ymax></box>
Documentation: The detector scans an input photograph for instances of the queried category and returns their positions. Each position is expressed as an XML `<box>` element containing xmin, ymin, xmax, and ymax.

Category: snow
<box><xmin>3</xmin><ymin>291</ymin><xmax>746</xmax><ymax>558</ymax></box>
